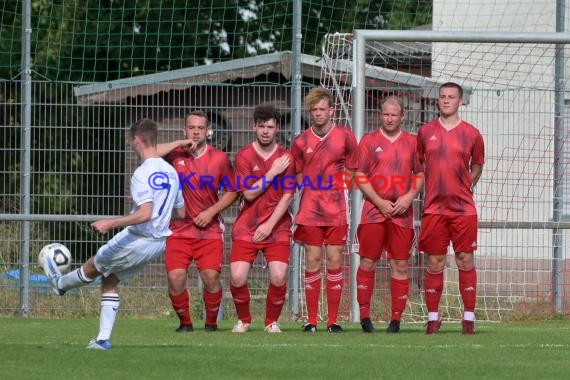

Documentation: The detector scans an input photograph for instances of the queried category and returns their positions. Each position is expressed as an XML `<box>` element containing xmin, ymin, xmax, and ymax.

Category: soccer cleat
<box><xmin>386</xmin><ymin>320</ymin><xmax>401</xmax><ymax>333</ymax></box>
<box><xmin>264</xmin><ymin>321</ymin><xmax>282</xmax><ymax>333</ymax></box>
<box><xmin>425</xmin><ymin>319</ymin><xmax>442</xmax><ymax>335</ymax></box>
<box><xmin>360</xmin><ymin>318</ymin><xmax>375</xmax><ymax>333</ymax></box>
<box><xmin>302</xmin><ymin>323</ymin><xmax>317</xmax><ymax>333</ymax></box>
<box><xmin>461</xmin><ymin>320</ymin><xmax>475</xmax><ymax>335</ymax></box>
<box><xmin>204</xmin><ymin>324</ymin><xmax>218</xmax><ymax>332</ymax></box>
<box><xmin>327</xmin><ymin>323</ymin><xmax>344</xmax><ymax>333</ymax></box>
<box><xmin>175</xmin><ymin>324</ymin><xmax>194</xmax><ymax>333</ymax></box>
<box><xmin>231</xmin><ymin>320</ymin><xmax>251</xmax><ymax>333</ymax></box>
<box><xmin>86</xmin><ymin>338</ymin><xmax>111</xmax><ymax>350</ymax></box>
<box><xmin>41</xmin><ymin>255</ymin><xmax>65</xmax><ymax>296</ymax></box>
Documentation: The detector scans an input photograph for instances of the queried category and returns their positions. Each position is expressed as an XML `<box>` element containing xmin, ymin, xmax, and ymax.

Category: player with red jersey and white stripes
<box><xmin>355</xmin><ymin>96</ymin><xmax>424</xmax><ymax>334</ymax></box>
<box><xmin>229</xmin><ymin>104</ymin><xmax>295</xmax><ymax>334</ymax></box>
<box><xmin>158</xmin><ymin>110</ymin><xmax>238</xmax><ymax>332</ymax></box>
<box><xmin>417</xmin><ymin>82</ymin><xmax>485</xmax><ymax>335</ymax></box>
<box><xmin>291</xmin><ymin>87</ymin><xmax>359</xmax><ymax>333</ymax></box>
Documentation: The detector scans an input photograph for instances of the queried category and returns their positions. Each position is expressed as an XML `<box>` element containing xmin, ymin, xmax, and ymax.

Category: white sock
<box><xmin>428</xmin><ymin>312</ymin><xmax>439</xmax><ymax>321</ymax></box>
<box><xmin>97</xmin><ymin>292</ymin><xmax>120</xmax><ymax>341</ymax></box>
<box><xmin>58</xmin><ymin>267</ymin><xmax>94</xmax><ymax>291</ymax></box>
<box><xmin>463</xmin><ymin>311</ymin><xmax>476</xmax><ymax>321</ymax></box>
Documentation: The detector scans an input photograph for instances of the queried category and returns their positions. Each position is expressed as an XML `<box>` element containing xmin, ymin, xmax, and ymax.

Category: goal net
<box><xmin>320</xmin><ymin>31</ymin><xmax>570</xmax><ymax>322</ymax></box>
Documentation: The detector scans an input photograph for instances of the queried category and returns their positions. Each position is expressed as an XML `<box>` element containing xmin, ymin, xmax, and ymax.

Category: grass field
<box><xmin>1</xmin><ymin>318</ymin><xmax>569</xmax><ymax>380</ymax></box>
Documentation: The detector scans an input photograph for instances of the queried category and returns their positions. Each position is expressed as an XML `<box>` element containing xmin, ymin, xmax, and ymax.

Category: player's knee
<box><xmin>359</xmin><ymin>258</ymin><xmax>375</xmax><ymax>271</ymax></box>
<box><xmin>427</xmin><ymin>261</ymin><xmax>445</xmax><ymax>273</ymax></box>
<box><xmin>200</xmin><ymin>270</ymin><xmax>221</xmax><ymax>291</ymax></box>
<box><xmin>390</xmin><ymin>259</ymin><xmax>409</xmax><ymax>276</ymax></box>
<box><xmin>305</xmin><ymin>257</ymin><xmax>322</xmax><ymax>271</ymax></box>
<box><xmin>326</xmin><ymin>257</ymin><xmax>343</xmax><ymax>270</ymax></box>
<box><xmin>456</xmin><ymin>252</ymin><xmax>475</xmax><ymax>270</ymax></box>
<box><xmin>167</xmin><ymin>272</ymin><xmax>187</xmax><ymax>294</ymax></box>
<box><xmin>269</xmin><ymin>273</ymin><xmax>287</xmax><ymax>287</ymax></box>
<box><xmin>230</xmin><ymin>273</ymin><xmax>248</xmax><ymax>287</ymax></box>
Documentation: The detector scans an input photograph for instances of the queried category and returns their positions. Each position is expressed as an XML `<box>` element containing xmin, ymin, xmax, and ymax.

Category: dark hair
<box><xmin>439</xmin><ymin>82</ymin><xmax>463</xmax><ymax>98</ymax></box>
<box><xmin>253</xmin><ymin>104</ymin><xmax>281</xmax><ymax>124</ymax></box>
<box><xmin>184</xmin><ymin>110</ymin><xmax>210</xmax><ymax>125</ymax></box>
<box><xmin>130</xmin><ymin>118</ymin><xmax>157</xmax><ymax>146</ymax></box>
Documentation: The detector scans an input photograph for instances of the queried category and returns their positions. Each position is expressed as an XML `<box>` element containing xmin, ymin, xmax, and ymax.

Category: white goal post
<box><xmin>322</xmin><ymin>30</ymin><xmax>570</xmax><ymax>322</ymax></box>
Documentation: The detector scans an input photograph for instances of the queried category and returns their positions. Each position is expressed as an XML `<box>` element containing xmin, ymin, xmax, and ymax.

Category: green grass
<box><xmin>1</xmin><ymin>318</ymin><xmax>569</xmax><ymax>380</ymax></box>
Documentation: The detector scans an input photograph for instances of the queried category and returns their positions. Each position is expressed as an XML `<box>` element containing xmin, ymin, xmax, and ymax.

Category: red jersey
<box><xmin>232</xmin><ymin>144</ymin><xmax>295</xmax><ymax>243</ymax></box>
<box><xmin>291</xmin><ymin>125</ymin><xmax>359</xmax><ymax>226</ymax></box>
<box><xmin>358</xmin><ymin>130</ymin><xmax>423</xmax><ymax>228</ymax></box>
<box><xmin>417</xmin><ymin>119</ymin><xmax>484</xmax><ymax>215</ymax></box>
<box><xmin>165</xmin><ymin>145</ymin><xmax>236</xmax><ymax>239</ymax></box>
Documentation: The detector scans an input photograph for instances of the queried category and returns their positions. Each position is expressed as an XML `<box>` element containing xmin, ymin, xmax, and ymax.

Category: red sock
<box><xmin>459</xmin><ymin>267</ymin><xmax>477</xmax><ymax>312</ymax></box>
<box><xmin>390</xmin><ymin>278</ymin><xmax>409</xmax><ymax>321</ymax></box>
<box><xmin>265</xmin><ymin>283</ymin><xmax>287</xmax><ymax>326</ymax></box>
<box><xmin>203</xmin><ymin>288</ymin><xmax>222</xmax><ymax>326</ymax></box>
<box><xmin>425</xmin><ymin>270</ymin><xmax>444</xmax><ymax>313</ymax></box>
<box><xmin>356</xmin><ymin>267</ymin><xmax>375</xmax><ymax>320</ymax></box>
<box><xmin>169</xmin><ymin>289</ymin><xmax>192</xmax><ymax>325</ymax></box>
<box><xmin>230</xmin><ymin>284</ymin><xmax>252</xmax><ymax>323</ymax></box>
<box><xmin>326</xmin><ymin>267</ymin><xmax>343</xmax><ymax>326</ymax></box>
<box><xmin>304</xmin><ymin>270</ymin><xmax>321</xmax><ymax>325</ymax></box>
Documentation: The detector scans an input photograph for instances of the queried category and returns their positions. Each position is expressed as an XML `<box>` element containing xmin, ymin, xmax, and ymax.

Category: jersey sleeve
<box><xmin>357</xmin><ymin>135</ymin><xmax>371</xmax><ymax>174</ymax></box>
<box><xmin>410</xmin><ymin>136</ymin><xmax>424</xmax><ymax>174</ymax></box>
<box><xmin>416</xmin><ymin>128</ymin><xmax>426</xmax><ymax>166</ymax></box>
<box><xmin>472</xmin><ymin>131</ymin><xmax>485</xmax><ymax>166</ymax></box>
<box><xmin>130</xmin><ymin>169</ymin><xmax>153</xmax><ymax>206</ymax></box>
<box><xmin>174</xmin><ymin>187</ymin><xmax>184</xmax><ymax>209</ymax></box>
<box><xmin>283</xmin><ymin>151</ymin><xmax>296</xmax><ymax>194</ymax></box>
<box><xmin>220</xmin><ymin>153</ymin><xmax>237</xmax><ymax>192</ymax></box>
<box><xmin>345</xmin><ymin>130</ymin><xmax>359</xmax><ymax>170</ymax></box>
<box><xmin>291</xmin><ymin>137</ymin><xmax>304</xmax><ymax>173</ymax></box>
<box><xmin>234</xmin><ymin>150</ymin><xmax>255</xmax><ymax>190</ymax></box>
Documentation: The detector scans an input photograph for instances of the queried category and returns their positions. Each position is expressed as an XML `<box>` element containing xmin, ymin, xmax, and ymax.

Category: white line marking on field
<box><xmin>18</xmin><ymin>341</ymin><xmax>570</xmax><ymax>350</ymax></box>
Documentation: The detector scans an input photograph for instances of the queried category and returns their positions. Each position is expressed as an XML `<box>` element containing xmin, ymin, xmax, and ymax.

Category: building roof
<box><xmin>74</xmin><ymin>50</ymin><xmax>466</xmax><ymax>105</ymax></box>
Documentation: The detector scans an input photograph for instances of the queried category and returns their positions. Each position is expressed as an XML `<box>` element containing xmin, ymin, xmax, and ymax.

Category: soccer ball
<box><xmin>38</xmin><ymin>243</ymin><xmax>72</xmax><ymax>273</ymax></box>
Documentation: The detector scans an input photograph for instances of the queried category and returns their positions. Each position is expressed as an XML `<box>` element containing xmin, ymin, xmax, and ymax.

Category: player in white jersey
<box><xmin>40</xmin><ymin>118</ymin><xmax>185</xmax><ymax>350</ymax></box>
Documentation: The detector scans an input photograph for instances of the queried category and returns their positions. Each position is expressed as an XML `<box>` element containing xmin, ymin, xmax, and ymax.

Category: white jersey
<box><xmin>127</xmin><ymin>157</ymin><xmax>184</xmax><ymax>238</ymax></box>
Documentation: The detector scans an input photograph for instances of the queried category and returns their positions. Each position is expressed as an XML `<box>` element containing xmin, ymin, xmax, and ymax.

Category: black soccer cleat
<box><xmin>327</xmin><ymin>323</ymin><xmax>344</xmax><ymax>333</ymax></box>
<box><xmin>386</xmin><ymin>320</ymin><xmax>400</xmax><ymax>333</ymax></box>
<box><xmin>204</xmin><ymin>324</ymin><xmax>218</xmax><ymax>332</ymax></box>
<box><xmin>175</xmin><ymin>324</ymin><xmax>194</xmax><ymax>333</ymax></box>
<box><xmin>302</xmin><ymin>323</ymin><xmax>317</xmax><ymax>333</ymax></box>
<box><xmin>360</xmin><ymin>318</ymin><xmax>376</xmax><ymax>333</ymax></box>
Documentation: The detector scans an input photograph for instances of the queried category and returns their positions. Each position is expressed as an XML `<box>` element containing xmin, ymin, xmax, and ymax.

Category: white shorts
<box><xmin>93</xmin><ymin>228</ymin><xmax>166</xmax><ymax>282</ymax></box>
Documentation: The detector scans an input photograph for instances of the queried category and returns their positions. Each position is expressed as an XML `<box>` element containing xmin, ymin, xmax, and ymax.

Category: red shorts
<box><xmin>357</xmin><ymin>222</ymin><xmax>414</xmax><ymax>261</ymax></box>
<box><xmin>293</xmin><ymin>224</ymin><xmax>348</xmax><ymax>246</ymax></box>
<box><xmin>164</xmin><ymin>236</ymin><xmax>223</xmax><ymax>272</ymax></box>
<box><xmin>419</xmin><ymin>214</ymin><xmax>478</xmax><ymax>255</ymax></box>
<box><xmin>230</xmin><ymin>240</ymin><xmax>290</xmax><ymax>265</ymax></box>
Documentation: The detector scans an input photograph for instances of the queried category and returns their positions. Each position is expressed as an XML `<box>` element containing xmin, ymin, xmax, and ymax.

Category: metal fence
<box><xmin>4</xmin><ymin>78</ymin><xmax>570</xmax><ymax>322</ymax></box>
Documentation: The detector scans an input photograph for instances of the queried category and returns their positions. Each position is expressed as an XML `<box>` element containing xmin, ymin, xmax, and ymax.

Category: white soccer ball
<box><xmin>38</xmin><ymin>243</ymin><xmax>72</xmax><ymax>273</ymax></box>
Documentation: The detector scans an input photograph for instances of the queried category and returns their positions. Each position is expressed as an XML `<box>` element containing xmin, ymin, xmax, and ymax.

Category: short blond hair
<box><xmin>381</xmin><ymin>96</ymin><xmax>405</xmax><ymax>116</ymax></box>
<box><xmin>305</xmin><ymin>87</ymin><xmax>334</xmax><ymax>110</ymax></box>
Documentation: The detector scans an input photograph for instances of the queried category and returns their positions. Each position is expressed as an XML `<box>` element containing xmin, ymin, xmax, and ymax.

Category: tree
<box><xmin>0</xmin><ymin>0</ymin><xmax>432</xmax><ymax>259</ymax></box>
<box><xmin>1</xmin><ymin>1</ymin><xmax>432</xmax><ymax>82</ymax></box>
